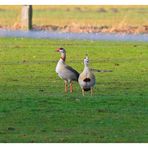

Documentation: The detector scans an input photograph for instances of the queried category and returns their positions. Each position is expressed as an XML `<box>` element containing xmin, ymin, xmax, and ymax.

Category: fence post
<box><xmin>21</xmin><ymin>5</ymin><xmax>32</xmax><ymax>30</ymax></box>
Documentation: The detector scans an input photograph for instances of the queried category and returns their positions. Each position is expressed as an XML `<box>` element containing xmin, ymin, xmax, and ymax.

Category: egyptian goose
<box><xmin>55</xmin><ymin>48</ymin><xmax>79</xmax><ymax>93</ymax></box>
<box><xmin>78</xmin><ymin>56</ymin><xmax>96</xmax><ymax>96</ymax></box>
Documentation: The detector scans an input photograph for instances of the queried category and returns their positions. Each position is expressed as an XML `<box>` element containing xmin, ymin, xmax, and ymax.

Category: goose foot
<box><xmin>70</xmin><ymin>82</ymin><xmax>73</xmax><ymax>93</ymax></box>
<box><xmin>64</xmin><ymin>81</ymin><xmax>68</xmax><ymax>93</ymax></box>
<box><xmin>82</xmin><ymin>88</ymin><xmax>85</xmax><ymax>96</ymax></box>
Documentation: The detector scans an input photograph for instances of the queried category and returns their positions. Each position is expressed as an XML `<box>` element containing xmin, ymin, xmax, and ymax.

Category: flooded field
<box><xmin>0</xmin><ymin>29</ymin><xmax>148</xmax><ymax>42</ymax></box>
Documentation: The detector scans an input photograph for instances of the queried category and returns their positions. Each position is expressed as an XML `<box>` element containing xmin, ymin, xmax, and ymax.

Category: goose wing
<box><xmin>65</xmin><ymin>65</ymin><xmax>79</xmax><ymax>80</ymax></box>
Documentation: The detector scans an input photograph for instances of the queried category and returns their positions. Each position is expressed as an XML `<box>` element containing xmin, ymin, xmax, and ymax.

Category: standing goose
<box><xmin>78</xmin><ymin>56</ymin><xmax>96</xmax><ymax>96</ymax></box>
<box><xmin>55</xmin><ymin>48</ymin><xmax>79</xmax><ymax>93</ymax></box>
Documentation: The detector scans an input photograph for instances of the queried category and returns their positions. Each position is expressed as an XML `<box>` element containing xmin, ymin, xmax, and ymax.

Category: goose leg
<box><xmin>70</xmin><ymin>82</ymin><xmax>73</xmax><ymax>93</ymax></box>
<box><xmin>82</xmin><ymin>88</ymin><xmax>85</xmax><ymax>96</ymax></box>
<box><xmin>90</xmin><ymin>87</ymin><xmax>93</xmax><ymax>96</ymax></box>
<box><xmin>64</xmin><ymin>81</ymin><xmax>68</xmax><ymax>93</ymax></box>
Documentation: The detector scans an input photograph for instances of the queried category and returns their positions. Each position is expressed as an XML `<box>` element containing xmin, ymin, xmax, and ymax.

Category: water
<box><xmin>0</xmin><ymin>29</ymin><xmax>148</xmax><ymax>42</ymax></box>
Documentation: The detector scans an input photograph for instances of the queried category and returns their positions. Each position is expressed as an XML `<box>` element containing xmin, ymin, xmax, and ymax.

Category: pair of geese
<box><xmin>55</xmin><ymin>47</ymin><xmax>110</xmax><ymax>96</ymax></box>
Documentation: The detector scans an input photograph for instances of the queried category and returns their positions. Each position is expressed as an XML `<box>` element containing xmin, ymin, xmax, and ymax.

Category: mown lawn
<box><xmin>0</xmin><ymin>37</ymin><xmax>148</xmax><ymax>142</ymax></box>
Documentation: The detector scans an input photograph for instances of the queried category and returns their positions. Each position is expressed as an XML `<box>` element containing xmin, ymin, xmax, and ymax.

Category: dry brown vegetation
<box><xmin>32</xmin><ymin>24</ymin><xmax>148</xmax><ymax>34</ymax></box>
<box><xmin>0</xmin><ymin>5</ymin><xmax>148</xmax><ymax>34</ymax></box>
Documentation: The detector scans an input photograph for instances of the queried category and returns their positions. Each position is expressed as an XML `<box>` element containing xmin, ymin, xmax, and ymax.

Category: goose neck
<box><xmin>60</xmin><ymin>52</ymin><xmax>66</xmax><ymax>62</ymax></box>
<box><xmin>84</xmin><ymin>64</ymin><xmax>89</xmax><ymax>71</ymax></box>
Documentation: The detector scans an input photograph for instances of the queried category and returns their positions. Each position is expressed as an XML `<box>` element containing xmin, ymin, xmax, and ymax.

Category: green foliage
<box><xmin>0</xmin><ymin>38</ymin><xmax>148</xmax><ymax>142</ymax></box>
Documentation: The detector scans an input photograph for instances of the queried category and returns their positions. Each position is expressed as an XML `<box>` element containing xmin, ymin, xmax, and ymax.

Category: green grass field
<box><xmin>0</xmin><ymin>38</ymin><xmax>148</xmax><ymax>142</ymax></box>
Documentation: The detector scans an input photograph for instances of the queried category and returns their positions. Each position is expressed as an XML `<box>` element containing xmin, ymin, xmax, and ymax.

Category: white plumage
<box><xmin>78</xmin><ymin>56</ymin><xmax>95</xmax><ymax>96</ymax></box>
<box><xmin>55</xmin><ymin>48</ymin><xmax>79</xmax><ymax>93</ymax></box>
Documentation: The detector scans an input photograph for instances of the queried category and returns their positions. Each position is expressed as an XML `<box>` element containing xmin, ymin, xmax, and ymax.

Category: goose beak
<box><xmin>56</xmin><ymin>48</ymin><xmax>60</xmax><ymax>52</ymax></box>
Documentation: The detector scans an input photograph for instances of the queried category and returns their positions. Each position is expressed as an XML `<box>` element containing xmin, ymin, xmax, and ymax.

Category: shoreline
<box><xmin>0</xmin><ymin>24</ymin><xmax>148</xmax><ymax>34</ymax></box>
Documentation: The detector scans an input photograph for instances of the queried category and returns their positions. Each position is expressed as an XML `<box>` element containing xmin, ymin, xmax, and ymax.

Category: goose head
<box><xmin>56</xmin><ymin>48</ymin><xmax>66</xmax><ymax>61</ymax></box>
<box><xmin>56</xmin><ymin>48</ymin><xmax>66</xmax><ymax>53</ymax></box>
<box><xmin>84</xmin><ymin>56</ymin><xmax>89</xmax><ymax>66</ymax></box>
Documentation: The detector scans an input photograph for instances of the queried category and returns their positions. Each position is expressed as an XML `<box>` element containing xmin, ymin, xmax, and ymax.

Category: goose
<box><xmin>55</xmin><ymin>48</ymin><xmax>79</xmax><ymax>93</ymax></box>
<box><xmin>78</xmin><ymin>56</ymin><xmax>95</xmax><ymax>96</ymax></box>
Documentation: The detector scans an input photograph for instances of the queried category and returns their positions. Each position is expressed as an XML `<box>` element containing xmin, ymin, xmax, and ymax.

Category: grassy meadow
<box><xmin>0</xmin><ymin>37</ymin><xmax>148</xmax><ymax>142</ymax></box>
<box><xmin>0</xmin><ymin>5</ymin><xmax>148</xmax><ymax>29</ymax></box>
